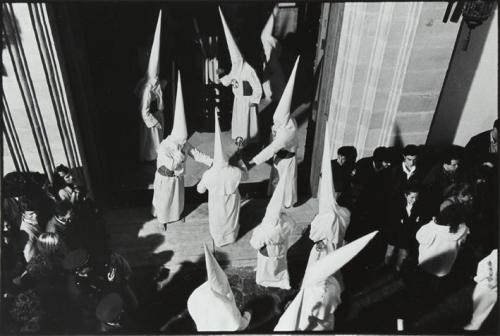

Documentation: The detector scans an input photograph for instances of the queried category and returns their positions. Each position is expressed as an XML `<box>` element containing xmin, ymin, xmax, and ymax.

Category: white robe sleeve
<box><xmin>141</xmin><ymin>89</ymin><xmax>160</xmax><ymax>128</ymax></box>
<box><xmin>186</xmin><ymin>143</ymin><xmax>214</xmax><ymax>167</ymax></box>
<box><xmin>247</xmin><ymin>66</ymin><xmax>263</xmax><ymax>105</ymax></box>
<box><xmin>220</xmin><ymin>74</ymin><xmax>232</xmax><ymax>87</ymax></box>
<box><xmin>251</xmin><ymin>136</ymin><xmax>285</xmax><ymax>165</ymax></box>
<box><xmin>197</xmin><ymin>173</ymin><xmax>208</xmax><ymax>194</ymax></box>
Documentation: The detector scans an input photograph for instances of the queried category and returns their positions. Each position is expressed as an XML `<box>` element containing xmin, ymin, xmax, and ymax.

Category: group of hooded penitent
<box><xmin>137</xmin><ymin>7</ymin><xmax>379</xmax><ymax>332</ymax></box>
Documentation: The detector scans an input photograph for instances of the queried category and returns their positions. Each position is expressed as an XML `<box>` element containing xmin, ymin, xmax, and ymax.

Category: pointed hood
<box><xmin>170</xmin><ymin>71</ymin><xmax>188</xmax><ymax>142</ymax></box>
<box><xmin>318</xmin><ymin>123</ymin><xmax>337</xmax><ymax>214</ymax></box>
<box><xmin>219</xmin><ymin>7</ymin><xmax>244</xmax><ymax>66</ymax></box>
<box><xmin>204</xmin><ymin>244</ymin><xmax>232</xmax><ymax>298</ymax></box>
<box><xmin>273</xmin><ymin>288</ymin><xmax>305</xmax><ymax>331</ymax></box>
<box><xmin>273</xmin><ymin>56</ymin><xmax>300</xmax><ymax>127</ymax></box>
<box><xmin>213</xmin><ymin>111</ymin><xmax>228</xmax><ymax>168</ymax></box>
<box><xmin>263</xmin><ymin>168</ymin><xmax>288</xmax><ymax>223</ymax></box>
<box><xmin>147</xmin><ymin>11</ymin><xmax>162</xmax><ymax>79</ymax></box>
<box><xmin>302</xmin><ymin>231</ymin><xmax>378</xmax><ymax>287</ymax></box>
<box><xmin>261</xmin><ymin>6</ymin><xmax>277</xmax><ymax>40</ymax></box>
<box><xmin>261</xmin><ymin>6</ymin><xmax>278</xmax><ymax>60</ymax></box>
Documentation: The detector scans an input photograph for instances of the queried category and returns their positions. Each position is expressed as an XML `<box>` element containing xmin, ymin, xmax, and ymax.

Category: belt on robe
<box><xmin>157</xmin><ymin>166</ymin><xmax>175</xmax><ymax>177</ymax></box>
<box><xmin>275</xmin><ymin>149</ymin><xmax>296</xmax><ymax>160</ymax></box>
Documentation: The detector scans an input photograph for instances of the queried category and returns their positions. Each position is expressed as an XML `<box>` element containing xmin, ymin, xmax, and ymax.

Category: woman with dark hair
<box><xmin>416</xmin><ymin>203</ymin><xmax>470</xmax><ymax>278</ymax></box>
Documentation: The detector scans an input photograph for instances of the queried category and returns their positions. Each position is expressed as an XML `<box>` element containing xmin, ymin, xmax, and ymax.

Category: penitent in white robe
<box><xmin>464</xmin><ymin>249</ymin><xmax>498</xmax><ymax>331</ymax></box>
<box><xmin>139</xmin><ymin>82</ymin><xmax>165</xmax><ymax>161</ymax></box>
<box><xmin>220</xmin><ymin>62</ymin><xmax>262</xmax><ymax>142</ymax></box>
<box><xmin>152</xmin><ymin>138</ymin><xmax>185</xmax><ymax>223</ymax></box>
<box><xmin>253</xmin><ymin>119</ymin><xmax>298</xmax><ymax>208</ymax></box>
<box><xmin>306</xmin><ymin>207</ymin><xmax>351</xmax><ymax>275</ymax></box>
<box><xmin>197</xmin><ymin>165</ymin><xmax>247</xmax><ymax>247</ymax></box>
<box><xmin>250</xmin><ymin>215</ymin><xmax>293</xmax><ymax>289</ymax></box>
<box><xmin>187</xmin><ymin>281</ymin><xmax>250</xmax><ymax>331</ymax></box>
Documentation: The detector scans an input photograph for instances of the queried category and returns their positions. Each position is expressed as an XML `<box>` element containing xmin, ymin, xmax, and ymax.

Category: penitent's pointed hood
<box><xmin>170</xmin><ymin>71</ymin><xmax>188</xmax><ymax>142</ymax></box>
<box><xmin>212</xmin><ymin>111</ymin><xmax>228</xmax><ymax>168</ymax></box>
<box><xmin>318</xmin><ymin>122</ymin><xmax>338</xmax><ymax>214</ymax></box>
<box><xmin>147</xmin><ymin>11</ymin><xmax>162</xmax><ymax>79</ymax></box>
<box><xmin>218</xmin><ymin>7</ymin><xmax>244</xmax><ymax>66</ymax></box>
<box><xmin>273</xmin><ymin>56</ymin><xmax>299</xmax><ymax>127</ymax></box>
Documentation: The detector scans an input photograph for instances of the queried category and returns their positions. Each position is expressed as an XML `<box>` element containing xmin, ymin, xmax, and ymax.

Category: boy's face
<box><xmin>337</xmin><ymin>155</ymin><xmax>347</xmax><ymax>166</ymax></box>
<box><xmin>405</xmin><ymin>192</ymin><xmax>419</xmax><ymax>206</ymax></box>
<box><xmin>443</xmin><ymin>159</ymin><xmax>460</xmax><ymax>173</ymax></box>
<box><xmin>403</xmin><ymin>155</ymin><xmax>417</xmax><ymax>169</ymax></box>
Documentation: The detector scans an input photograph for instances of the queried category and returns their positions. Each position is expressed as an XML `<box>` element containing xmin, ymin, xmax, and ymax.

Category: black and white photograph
<box><xmin>1</xmin><ymin>1</ymin><xmax>498</xmax><ymax>334</ymax></box>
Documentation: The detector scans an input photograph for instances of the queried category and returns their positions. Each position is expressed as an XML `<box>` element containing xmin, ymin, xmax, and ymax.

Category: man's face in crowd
<box><xmin>23</xmin><ymin>210</ymin><xmax>38</xmax><ymax>221</ymax></box>
<box><xmin>443</xmin><ymin>159</ymin><xmax>460</xmax><ymax>174</ymax></box>
<box><xmin>405</xmin><ymin>191</ymin><xmax>419</xmax><ymax>206</ymax></box>
<box><xmin>337</xmin><ymin>155</ymin><xmax>347</xmax><ymax>166</ymax></box>
<box><xmin>403</xmin><ymin>155</ymin><xmax>417</xmax><ymax>169</ymax></box>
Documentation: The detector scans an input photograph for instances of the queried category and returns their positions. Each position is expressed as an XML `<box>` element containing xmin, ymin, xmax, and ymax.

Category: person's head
<box><xmin>402</xmin><ymin>145</ymin><xmax>418</xmax><ymax>169</ymax></box>
<box><xmin>445</xmin><ymin>182</ymin><xmax>474</xmax><ymax>205</ymax></box>
<box><xmin>26</xmin><ymin>254</ymin><xmax>53</xmax><ymax>280</ymax></box>
<box><xmin>63</xmin><ymin>249</ymin><xmax>91</xmax><ymax>276</ymax></box>
<box><xmin>54</xmin><ymin>200</ymin><xmax>73</xmax><ymax>223</ymax></box>
<box><xmin>20</xmin><ymin>198</ymin><xmax>38</xmax><ymax>221</ymax></box>
<box><xmin>36</xmin><ymin>232</ymin><xmax>62</xmax><ymax>256</ymax></box>
<box><xmin>404</xmin><ymin>184</ymin><xmax>420</xmax><ymax>206</ymax></box>
<box><xmin>491</xmin><ymin>119</ymin><xmax>498</xmax><ymax>142</ymax></box>
<box><xmin>55</xmin><ymin>165</ymin><xmax>73</xmax><ymax>185</ymax></box>
<box><xmin>10</xmin><ymin>289</ymin><xmax>42</xmax><ymax>326</ymax></box>
<box><xmin>441</xmin><ymin>149</ymin><xmax>461</xmax><ymax>174</ymax></box>
<box><xmin>95</xmin><ymin>293</ymin><xmax>124</xmax><ymax>327</ymax></box>
<box><xmin>373</xmin><ymin>146</ymin><xmax>392</xmax><ymax>169</ymax></box>
<box><xmin>436</xmin><ymin>203</ymin><xmax>466</xmax><ymax>233</ymax></box>
<box><xmin>337</xmin><ymin>147</ymin><xmax>350</xmax><ymax>166</ymax></box>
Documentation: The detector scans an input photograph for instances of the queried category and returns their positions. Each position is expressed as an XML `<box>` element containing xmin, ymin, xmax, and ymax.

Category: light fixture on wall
<box><xmin>461</xmin><ymin>0</ymin><xmax>495</xmax><ymax>50</ymax></box>
<box><xmin>442</xmin><ymin>0</ymin><xmax>494</xmax><ymax>51</ymax></box>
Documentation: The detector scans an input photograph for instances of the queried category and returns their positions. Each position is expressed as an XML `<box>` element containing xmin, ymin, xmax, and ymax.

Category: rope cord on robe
<box><xmin>3</xmin><ymin>93</ymin><xmax>29</xmax><ymax>172</ymax></box>
<box><xmin>28</xmin><ymin>3</ymin><xmax>78</xmax><ymax>172</ymax></box>
<box><xmin>3</xmin><ymin>3</ymin><xmax>55</xmax><ymax>182</ymax></box>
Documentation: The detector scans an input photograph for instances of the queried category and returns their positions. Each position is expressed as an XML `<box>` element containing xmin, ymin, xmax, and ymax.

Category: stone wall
<box><xmin>427</xmin><ymin>7</ymin><xmax>498</xmax><ymax>147</ymax></box>
<box><xmin>327</xmin><ymin>2</ymin><xmax>459</xmax><ymax>158</ymax></box>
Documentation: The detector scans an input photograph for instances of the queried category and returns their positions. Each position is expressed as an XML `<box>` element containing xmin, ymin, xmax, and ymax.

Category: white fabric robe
<box><xmin>139</xmin><ymin>82</ymin><xmax>165</xmax><ymax>161</ymax></box>
<box><xmin>187</xmin><ymin>281</ymin><xmax>250</xmax><ymax>331</ymax></box>
<box><xmin>152</xmin><ymin>139</ymin><xmax>185</xmax><ymax>223</ymax></box>
<box><xmin>250</xmin><ymin>215</ymin><xmax>292</xmax><ymax>289</ymax></box>
<box><xmin>197</xmin><ymin>165</ymin><xmax>247</xmax><ymax>247</ymax></box>
<box><xmin>220</xmin><ymin>62</ymin><xmax>262</xmax><ymax>142</ymax></box>
<box><xmin>416</xmin><ymin>220</ymin><xmax>469</xmax><ymax>277</ymax></box>
<box><xmin>464</xmin><ymin>249</ymin><xmax>498</xmax><ymax>330</ymax></box>
<box><xmin>306</xmin><ymin>208</ymin><xmax>351</xmax><ymax>275</ymax></box>
<box><xmin>253</xmin><ymin>119</ymin><xmax>298</xmax><ymax>208</ymax></box>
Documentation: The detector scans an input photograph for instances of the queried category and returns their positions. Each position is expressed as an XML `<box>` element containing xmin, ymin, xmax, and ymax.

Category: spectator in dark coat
<box><xmin>381</xmin><ymin>144</ymin><xmax>424</xmax><ymax>198</ymax></box>
<box><xmin>354</xmin><ymin>146</ymin><xmax>392</xmax><ymax>192</ymax></box>
<box><xmin>331</xmin><ymin>146</ymin><xmax>357</xmax><ymax>195</ymax></box>
<box><xmin>383</xmin><ymin>184</ymin><xmax>429</xmax><ymax>271</ymax></box>
<box><xmin>423</xmin><ymin>147</ymin><xmax>467</xmax><ymax>213</ymax></box>
<box><xmin>464</xmin><ymin>119</ymin><xmax>497</xmax><ymax>168</ymax></box>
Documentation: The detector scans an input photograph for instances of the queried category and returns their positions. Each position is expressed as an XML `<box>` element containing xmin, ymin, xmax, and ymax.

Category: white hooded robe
<box><xmin>250</xmin><ymin>214</ymin><xmax>293</xmax><ymax>289</ymax></box>
<box><xmin>220</xmin><ymin>62</ymin><xmax>262</xmax><ymax>142</ymax></box>
<box><xmin>197</xmin><ymin>165</ymin><xmax>247</xmax><ymax>246</ymax></box>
